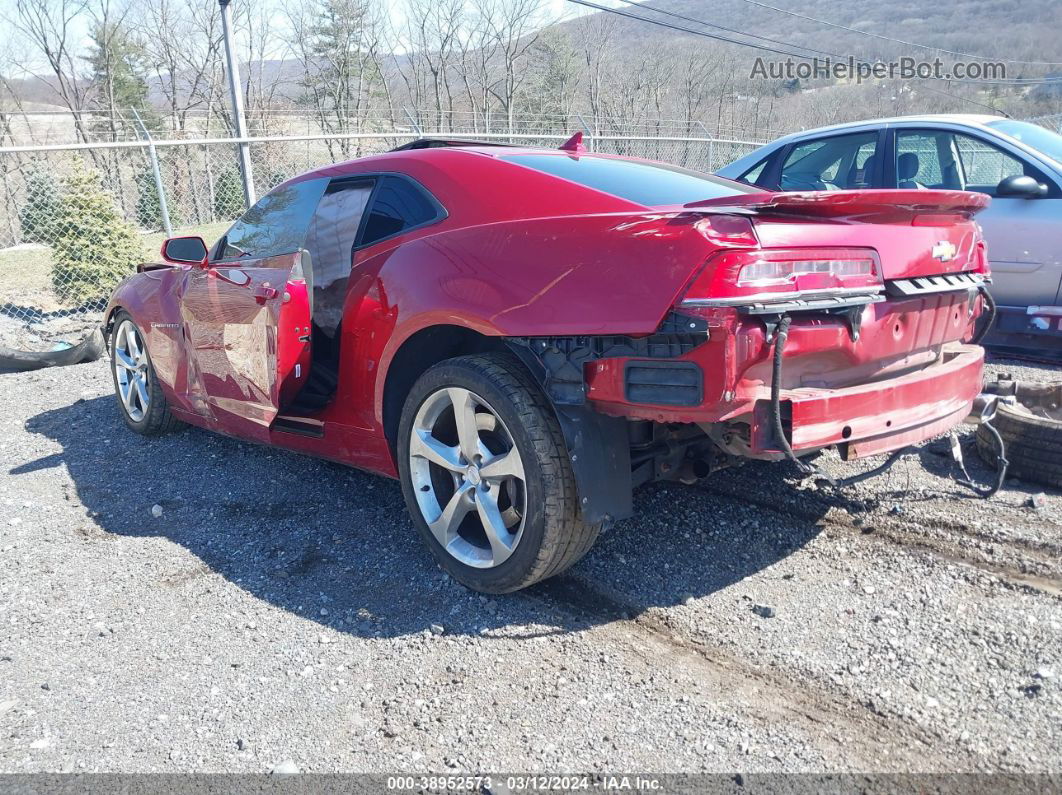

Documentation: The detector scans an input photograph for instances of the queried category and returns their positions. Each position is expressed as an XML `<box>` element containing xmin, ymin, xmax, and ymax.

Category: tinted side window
<box><xmin>306</xmin><ymin>180</ymin><xmax>375</xmax><ymax>289</ymax></box>
<box><xmin>216</xmin><ymin>178</ymin><xmax>328</xmax><ymax>261</ymax></box>
<box><xmin>738</xmin><ymin>157</ymin><xmax>769</xmax><ymax>186</ymax></box>
<box><xmin>359</xmin><ymin>176</ymin><xmax>440</xmax><ymax>247</ymax></box>
<box><xmin>953</xmin><ymin>133</ymin><xmax>1027</xmax><ymax>195</ymax></box>
<box><xmin>895</xmin><ymin>131</ymin><xmax>953</xmax><ymax>188</ymax></box>
<box><xmin>779</xmin><ymin>132</ymin><xmax>879</xmax><ymax>191</ymax></box>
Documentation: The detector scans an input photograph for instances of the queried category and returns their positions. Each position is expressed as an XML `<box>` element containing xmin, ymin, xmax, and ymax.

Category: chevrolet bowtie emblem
<box><xmin>932</xmin><ymin>240</ymin><xmax>957</xmax><ymax>262</ymax></box>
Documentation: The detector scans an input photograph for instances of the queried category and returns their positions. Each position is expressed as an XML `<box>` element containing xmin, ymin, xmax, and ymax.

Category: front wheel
<box><xmin>397</xmin><ymin>352</ymin><xmax>600</xmax><ymax>593</ymax></box>
<box><xmin>109</xmin><ymin>312</ymin><xmax>183</xmax><ymax>436</ymax></box>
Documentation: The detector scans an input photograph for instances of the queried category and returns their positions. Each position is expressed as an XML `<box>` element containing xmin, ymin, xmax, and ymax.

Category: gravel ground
<box><xmin>0</xmin><ymin>354</ymin><xmax>1060</xmax><ymax>774</ymax></box>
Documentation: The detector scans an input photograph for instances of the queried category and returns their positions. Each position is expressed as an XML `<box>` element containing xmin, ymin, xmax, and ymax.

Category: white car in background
<box><xmin>718</xmin><ymin>114</ymin><xmax>1062</xmax><ymax>355</ymax></box>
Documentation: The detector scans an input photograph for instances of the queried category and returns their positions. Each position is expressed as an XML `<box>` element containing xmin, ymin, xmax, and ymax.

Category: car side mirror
<box><xmin>996</xmin><ymin>174</ymin><xmax>1048</xmax><ymax>199</ymax></box>
<box><xmin>161</xmin><ymin>236</ymin><xmax>209</xmax><ymax>266</ymax></box>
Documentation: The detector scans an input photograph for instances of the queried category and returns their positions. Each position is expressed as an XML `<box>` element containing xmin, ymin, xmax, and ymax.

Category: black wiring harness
<box><xmin>971</xmin><ymin>284</ymin><xmax>997</xmax><ymax>346</ymax></box>
<box><xmin>767</xmin><ymin>311</ymin><xmax>1006</xmax><ymax>499</ymax></box>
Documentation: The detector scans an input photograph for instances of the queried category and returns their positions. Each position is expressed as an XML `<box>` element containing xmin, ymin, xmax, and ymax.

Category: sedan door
<box><xmin>179</xmin><ymin>178</ymin><xmax>328</xmax><ymax>440</ymax></box>
<box><xmin>891</xmin><ymin>127</ymin><xmax>1062</xmax><ymax>309</ymax></box>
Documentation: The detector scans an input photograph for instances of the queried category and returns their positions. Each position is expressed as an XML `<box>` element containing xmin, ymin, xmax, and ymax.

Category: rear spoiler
<box><xmin>390</xmin><ymin>138</ymin><xmax>516</xmax><ymax>151</ymax></box>
<box><xmin>685</xmin><ymin>189</ymin><xmax>990</xmax><ymax>222</ymax></box>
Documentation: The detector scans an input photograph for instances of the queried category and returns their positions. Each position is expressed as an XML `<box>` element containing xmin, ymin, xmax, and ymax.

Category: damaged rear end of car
<box><xmin>510</xmin><ymin>188</ymin><xmax>992</xmax><ymax>523</ymax></box>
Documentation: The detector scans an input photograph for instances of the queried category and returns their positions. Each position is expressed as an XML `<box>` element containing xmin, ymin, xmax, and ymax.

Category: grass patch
<box><xmin>0</xmin><ymin>220</ymin><xmax>232</xmax><ymax>314</ymax></box>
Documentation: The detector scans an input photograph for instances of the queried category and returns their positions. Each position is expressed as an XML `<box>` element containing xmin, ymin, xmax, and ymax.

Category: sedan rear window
<box><xmin>502</xmin><ymin>154</ymin><xmax>756</xmax><ymax>206</ymax></box>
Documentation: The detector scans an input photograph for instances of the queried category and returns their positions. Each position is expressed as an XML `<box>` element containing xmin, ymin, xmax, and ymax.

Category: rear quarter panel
<box><xmin>344</xmin><ymin>212</ymin><xmax>718</xmax><ymax>429</ymax></box>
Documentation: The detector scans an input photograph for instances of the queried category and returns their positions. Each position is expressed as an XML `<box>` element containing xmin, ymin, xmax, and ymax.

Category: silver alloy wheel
<box><xmin>409</xmin><ymin>387</ymin><xmax>527</xmax><ymax>569</ymax></box>
<box><xmin>113</xmin><ymin>319</ymin><xmax>150</xmax><ymax>422</ymax></box>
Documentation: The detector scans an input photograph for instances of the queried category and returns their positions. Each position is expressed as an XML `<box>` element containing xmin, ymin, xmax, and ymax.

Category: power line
<box><xmin>566</xmin><ymin>0</ymin><xmax>1062</xmax><ymax>86</ymax></box>
<box><xmin>731</xmin><ymin>0</ymin><xmax>1062</xmax><ymax>67</ymax></box>
<box><xmin>915</xmin><ymin>83</ymin><xmax>1010</xmax><ymax>118</ymax></box>
<box><xmin>567</xmin><ymin>0</ymin><xmax>840</xmax><ymax>60</ymax></box>
<box><xmin>610</xmin><ymin>0</ymin><xmax>848</xmax><ymax>62</ymax></box>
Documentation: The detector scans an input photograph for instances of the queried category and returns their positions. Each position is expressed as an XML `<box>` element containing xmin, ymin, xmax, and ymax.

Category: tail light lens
<box><xmin>682</xmin><ymin>247</ymin><xmax>883</xmax><ymax>305</ymax></box>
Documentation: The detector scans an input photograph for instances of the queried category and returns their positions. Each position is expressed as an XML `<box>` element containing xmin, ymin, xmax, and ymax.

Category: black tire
<box><xmin>977</xmin><ymin>402</ymin><xmax>1062</xmax><ymax>489</ymax></box>
<box><xmin>397</xmin><ymin>352</ymin><xmax>600</xmax><ymax>593</ymax></box>
<box><xmin>109</xmin><ymin>311</ymin><xmax>184</xmax><ymax>436</ymax></box>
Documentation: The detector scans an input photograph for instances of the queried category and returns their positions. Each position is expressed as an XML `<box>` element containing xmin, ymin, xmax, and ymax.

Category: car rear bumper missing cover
<box><xmin>750</xmin><ymin>343</ymin><xmax>984</xmax><ymax>459</ymax></box>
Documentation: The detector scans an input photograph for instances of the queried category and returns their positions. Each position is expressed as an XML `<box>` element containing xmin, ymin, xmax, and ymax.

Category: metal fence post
<box><xmin>696</xmin><ymin>121</ymin><xmax>715</xmax><ymax>171</ymax></box>
<box><xmin>219</xmin><ymin>0</ymin><xmax>256</xmax><ymax>209</ymax></box>
<box><xmin>130</xmin><ymin>109</ymin><xmax>172</xmax><ymax>237</ymax></box>
<box><xmin>576</xmin><ymin>114</ymin><xmax>593</xmax><ymax>152</ymax></box>
<box><xmin>403</xmin><ymin>108</ymin><xmax>423</xmax><ymax>136</ymax></box>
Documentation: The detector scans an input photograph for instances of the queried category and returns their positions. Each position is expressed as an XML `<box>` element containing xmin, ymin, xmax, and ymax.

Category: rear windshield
<box><xmin>502</xmin><ymin>153</ymin><xmax>757</xmax><ymax>206</ymax></box>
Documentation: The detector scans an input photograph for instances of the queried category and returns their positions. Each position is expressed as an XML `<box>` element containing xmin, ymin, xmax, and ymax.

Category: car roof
<box><xmin>768</xmin><ymin>114</ymin><xmax>1004</xmax><ymax>144</ymax></box>
<box><xmin>296</xmin><ymin>143</ymin><xmax>587</xmax><ymax>182</ymax></box>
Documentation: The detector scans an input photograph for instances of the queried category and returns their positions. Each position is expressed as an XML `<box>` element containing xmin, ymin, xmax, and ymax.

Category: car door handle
<box><xmin>253</xmin><ymin>286</ymin><xmax>278</xmax><ymax>304</ymax></box>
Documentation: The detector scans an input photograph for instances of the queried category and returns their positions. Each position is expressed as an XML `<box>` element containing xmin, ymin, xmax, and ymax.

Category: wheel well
<box><xmin>382</xmin><ymin>325</ymin><xmax>506</xmax><ymax>453</ymax></box>
<box><xmin>102</xmin><ymin>305</ymin><xmax>123</xmax><ymax>338</ymax></box>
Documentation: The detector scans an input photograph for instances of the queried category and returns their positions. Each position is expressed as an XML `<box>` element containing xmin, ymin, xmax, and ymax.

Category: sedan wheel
<box><xmin>398</xmin><ymin>352</ymin><xmax>600</xmax><ymax>593</ymax></box>
<box><xmin>409</xmin><ymin>386</ymin><xmax>527</xmax><ymax>569</ymax></box>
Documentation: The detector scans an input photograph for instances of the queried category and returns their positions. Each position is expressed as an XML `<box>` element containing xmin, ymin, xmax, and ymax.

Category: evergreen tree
<box><xmin>18</xmin><ymin>168</ymin><xmax>62</xmax><ymax>244</ymax></box>
<box><xmin>298</xmin><ymin>0</ymin><xmax>381</xmax><ymax>152</ymax></box>
<box><xmin>213</xmin><ymin>169</ymin><xmax>246</xmax><ymax>221</ymax></box>
<box><xmin>84</xmin><ymin>19</ymin><xmax>157</xmax><ymax>139</ymax></box>
<box><xmin>134</xmin><ymin>165</ymin><xmax>181</xmax><ymax>230</ymax></box>
<box><xmin>50</xmin><ymin>166</ymin><xmax>143</xmax><ymax>306</ymax></box>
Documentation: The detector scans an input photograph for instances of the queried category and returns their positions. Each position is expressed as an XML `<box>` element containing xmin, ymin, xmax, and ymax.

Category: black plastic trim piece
<box><xmin>504</xmin><ymin>341</ymin><xmax>634</xmax><ymax>524</ymax></box>
<box><xmin>507</xmin><ymin>311</ymin><xmax>710</xmax><ymax>406</ymax></box>
<box><xmin>389</xmin><ymin>138</ymin><xmax>518</xmax><ymax>151</ymax></box>
<box><xmin>886</xmin><ymin>271</ymin><xmax>985</xmax><ymax>297</ymax></box>
<box><xmin>271</xmin><ymin>417</ymin><xmax>325</xmax><ymax>438</ymax></box>
<box><xmin>736</xmin><ymin>293</ymin><xmax>885</xmax><ymax>315</ymax></box>
<box><xmin>624</xmin><ymin>360</ymin><xmax>703</xmax><ymax>406</ymax></box>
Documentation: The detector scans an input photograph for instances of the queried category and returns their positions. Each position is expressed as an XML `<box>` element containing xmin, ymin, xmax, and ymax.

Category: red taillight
<box><xmin>694</xmin><ymin>214</ymin><xmax>759</xmax><ymax>247</ymax></box>
<box><xmin>681</xmin><ymin>247</ymin><xmax>884</xmax><ymax>305</ymax></box>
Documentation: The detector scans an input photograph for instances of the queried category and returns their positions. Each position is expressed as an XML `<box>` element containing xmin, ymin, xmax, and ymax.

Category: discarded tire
<box><xmin>0</xmin><ymin>328</ymin><xmax>106</xmax><ymax>372</ymax></box>
<box><xmin>977</xmin><ymin>381</ymin><xmax>1062</xmax><ymax>490</ymax></box>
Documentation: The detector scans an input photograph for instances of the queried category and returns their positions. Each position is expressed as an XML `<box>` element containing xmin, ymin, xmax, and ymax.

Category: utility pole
<box><xmin>130</xmin><ymin>108</ymin><xmax>173</xmax><ymax>237</ymax></box>
<box><xmin>219</xmin><ymin>0</ymin><xmax>256</xmax><ymax>209</ymax></box>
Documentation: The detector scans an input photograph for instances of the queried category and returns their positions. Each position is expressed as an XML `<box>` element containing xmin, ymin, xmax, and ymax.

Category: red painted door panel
<box><xmin>178</xmin><ymin>253</ymin><xmax>310</xmax><ymax>440</ymax></box>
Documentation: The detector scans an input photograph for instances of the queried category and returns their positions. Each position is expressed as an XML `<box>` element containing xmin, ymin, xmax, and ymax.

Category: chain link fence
<box><xmin>0</xmin><ymin>130</ymin><xmax>762</xmax><ymax>348</ymax></box>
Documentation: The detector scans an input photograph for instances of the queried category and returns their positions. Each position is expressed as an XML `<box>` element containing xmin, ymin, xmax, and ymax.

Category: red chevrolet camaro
<box><xmin>104</xmin><ymin>136</ymin><xmax>991</xmax><ymax>593</ymax></box>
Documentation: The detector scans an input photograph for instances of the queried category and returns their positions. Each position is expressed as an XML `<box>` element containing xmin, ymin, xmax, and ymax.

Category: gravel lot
<box><xmin>0</xmin><ymin>354</ymin><xmax>1060</xmax><ymax>774</ymax></box>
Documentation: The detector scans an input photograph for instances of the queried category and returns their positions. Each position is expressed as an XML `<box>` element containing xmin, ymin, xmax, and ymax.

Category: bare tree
<box><xmin>403</xmin><ymin>0</ymin><xmax>463</xmax><ymax>132</ymax></box>
<box><xmin>134</xmin><ymin>0</ymin><xmax>224</xmax><ymax>136</ymax></box>
<box><xmin>9</xmin><ymin>0</ymin><xmax>93</xmax><ymax>143</ymax></box>
<box><xmin>231</xmin><ymin>0</ymin><xmax>287</xmax><ymax>136</ymax></box>
<box><xmin>288</xmin><ymin>0</ymin><xmax>390</xmax><ymax>157</ymax></box>
<box><xmin>474</xmin><ymin>0</ymin><xmax>546</xmax><ymax>134</ymax></box>
<box><xmin>574</xmin><ymin>11</ymin><xmax>618</xmax><ymax>136</ymax></box>
<box><xmin>522</xmin><ymin>27</ymin><xmax>580</xmax><ymax>128</ymax></box>
<box><xmin>454</xmin><ymin>5</ymin><xmax>499</xmax><ymax>133</ymax></box>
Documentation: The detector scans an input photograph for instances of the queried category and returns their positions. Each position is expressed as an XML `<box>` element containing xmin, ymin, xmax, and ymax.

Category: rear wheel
<box><xmin>397</xmin><ymin>353</ymin><xmax>600</xmax><ymax>593</ymax></box>
<box><xmin>109</xmin><ymin>312</ymin><xmax>183</xmax><ymax>436</ymax></box>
